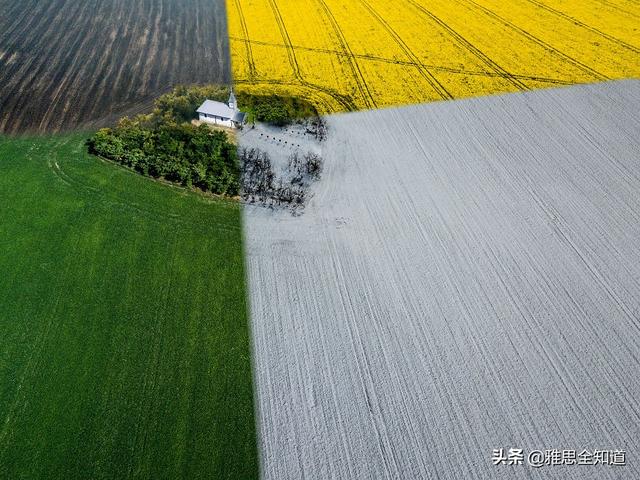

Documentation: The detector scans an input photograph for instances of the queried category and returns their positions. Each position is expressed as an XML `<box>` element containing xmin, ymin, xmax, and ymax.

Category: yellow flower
<box><xmin>227</xmin><ymin>0</ymin><xmax>640</xmax><ymax>112</ymax></box>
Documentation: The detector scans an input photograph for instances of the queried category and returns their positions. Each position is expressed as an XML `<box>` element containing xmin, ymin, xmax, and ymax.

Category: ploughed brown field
<box><xmin>0</xmin><ymin>0</ymin><xmax>230</xmax><ymax>134</ymax></box>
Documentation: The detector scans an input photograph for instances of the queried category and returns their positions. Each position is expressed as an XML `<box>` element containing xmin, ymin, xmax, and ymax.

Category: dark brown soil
<box><xmin>0</xmin><ymin>0</ymin><xmax>231</xmax><ymax>134</ymax></box>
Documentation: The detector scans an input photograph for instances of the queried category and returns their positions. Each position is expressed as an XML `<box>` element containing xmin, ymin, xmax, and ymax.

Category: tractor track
<box><xmin>265</xmin><ymin>0</ymin><xmax>303</xmax><ymax>81</ymax></box>
<box><xmin>47</xmin><ymin>153</ymin><xmax>241</xmax><ymax>235</ymax></box>
<box><xmin>1</xmin><ymin>0</ymin><xmax>231</xmax><ymax>134</ymax></box>
<box><xmin>233</xmin><ymin>78</ymin><xmax>356</xmax><ymax>111</ymax></box>
<box><xmin>459</xmin><ymin>0</ymin><xmax>610</xmax><ymax>81</ymax></box>
<box><xmin>313</xmin><ymin>0</ymin><xmax>376</xmax><ymax>109</ymax></box>
<box><xmin>405</xmin><ymin>0</ymin><xmax>529</xmax><ymax>91</ymax></box>
<box><xmin>356</xmin><ymin>0</ymin><xmax>454</xmax><ymax>101</ymax></box>
<box><xmin>229</xmin><ymin>36</ymin><xmax>571</xmax><ymax>85</ymax></box>
<box><xmin>521</xmin><ymin>0</ymin><xmax>639</xmax><ymax>54</ymax></box>
<box><xmin>232</xmin><ymin>0</ymin><xmax>257</xmax><ymax>77</ymax></box>
<box><xmin>600</xmin><ymin>0</ymin><xmax>640</xmax><ymax>19</ymax></box>
<box><xmin>263</xmin><ymin>0</ymin><xmax>359</xmax><ymax>111</ymax></box>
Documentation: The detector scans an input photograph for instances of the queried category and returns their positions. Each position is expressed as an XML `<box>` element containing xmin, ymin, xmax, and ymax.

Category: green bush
<box><xmin>87</xmin><ymin>84</ymin><xmax>321</xmax><ymax>197</ymax></box>
<box><xmin>253</xmin><ymin>102</ymin><xmax>290</xmax><ymax>126</ymax></box>
<box><xmin>154</xmin><ymin>85</ymin><xmax>229</xmax><ymax>122</ymax></box>
<box><xmin>237</xmin><ymin>93</ymin><xmax>318</xmax><ymax>126</ymax></box>
<box><xmin>87</xmin><ymin>116</ymin><xmax>240</xmax><ymax>196</ymax></box>
<box><xmin>151</xmin><ymin>85</ymin><xmax>320</xmax><ymax>126</ymax></box>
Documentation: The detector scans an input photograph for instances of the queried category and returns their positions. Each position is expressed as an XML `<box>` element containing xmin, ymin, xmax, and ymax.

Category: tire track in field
<box><xmin>0</xmin><ymin>1</ymin><xmax>64</xmax><ymax>121</ymax></box>
<box><xmin>65</xmin><ymin>1</ymin><xmax>126</xmax><ymax>127</ymax></box>
<box><xmin>232</xmin><ymin>0</ymin><xmax>257</xmax><ymax>78</ymax></box>
<box><xmin>405</xmin><ymin>0</ymin><xmax>529</xmax><ymax>91</ymax></box>
<box><xmin>262</xmin><ymin>0</ymin><xmax>359</xmax><ymax>111</ymax></box>
<box><xmin>600</xmin><ymin>0</ymin><xmax>640</xmax><ymax>19</ymax></box>
<box><xmin>4</xmin><ymin>0</ymin><xmax>103</xmax><ymax>131</ymax></box>
<box><xmin>42</xmin><ymin>0</ymin><xmax>118</xmax><ymax>130</ymax></box>
<box><xmin>522</xmin><ymin>0</ymin><xmax>639</xmax><ymax>53</ymax></box>
<box><xmin>139</xmin><ymin>0</ymin><xmax>164</xmax><ymax>96</ymax></box>
<box><xmin>47</xmin><ymin>151</ymin><xmax>241</xmax><ymax>235</ymax></box>
<box><xmin>84</xmin><ymin>0</ymin><xmax>137</xmax><ymax>121</ymax></box>
<box><xmin>243</xmin><ymin>80</ymin><xmax>640</xmax><ymax>479</ymax></box>
<box><xmin>104</xmin><ymin>1</ymin><xmax>143</xmax><ymax>107</ymax></box>
<box><xmin>1</xmin><ymin>0</ymin><xmax>231</xmax><ymax>134</ymax></box>
<box><xmin>230</xmin><ymin>36</ymin><xmax>572</xmax><ymax>85</ymax></box>
<box><xmin>312</xmin><ymin>0</ymin><xmax>376</xmax><ymax>109</ymax></box>
<box><xmin>459</xmin><ymin>0</ymin><xmax>610</xmax><ymax>81</ymax></box>
<box><xmin>234</xmin><ymin>78</ymin><xmax>356</xmax><ymax>111</ymax></box>
<box><xmin>325</xmin><ymin>233</ymin><xmax>402</xmax><ymax>479</ymax></box>
<box><xmin>42</xmin><ymin>0</ymin><xmax>103</xmax><ymax>128</ymax></box>
<box><xmin>356</xmin><ymin>0</ymin><xmax>454</xmax><ymax>100</ymax></box>
<box><xmin>2</xmin><ymin>1</ymin><xmax>88</xmax><ymax>132</ymax></box>
<box><xmin>0</xmin><ymin>209</ymin><xmax>86</xmax><ymax>458</ymax></box>
<box><xmin>265</xmin><ymin>0</ymin><xmax>303</xmax><ymax>81</ymax></box>
<box><xmin>0</xmin><ymin>0</ymin><xmax>47</xmax><ymax>48</ymax></box>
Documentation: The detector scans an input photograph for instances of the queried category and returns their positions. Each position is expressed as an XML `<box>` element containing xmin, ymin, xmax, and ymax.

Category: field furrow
<box><xmin>242</xmin><ymin>80</ymin><xmax>640</xmax><ymax>479</ymax></box>
<box><xmin>226</xmin><ymin>0</ymin><xmax>640</xmax><ymax>111</ymax></box>
<box><xmin>0</xmin><ymin>0</ymin><xmax>231</xmax><ymax>134</ymax></box>
<box><xmin>468</xmin><ymin>0</ymin><xmax>639</xmax><ymax>77</ymax></box>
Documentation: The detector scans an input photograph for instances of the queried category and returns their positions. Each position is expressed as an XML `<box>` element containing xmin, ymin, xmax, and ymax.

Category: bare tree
<box><xmin>239</xmin><ymin>146</ymin><xmax>323</xmax><ymax>213</ymax></box>
<box><xmin>304</xmin><ymin>152</ymin><xmax>323</xmax><ymax>178</ymax></box>
<box><xmin>305</xmin><ymin>116</ymin><xmax>328</xmax><ymax>142</ymax></box>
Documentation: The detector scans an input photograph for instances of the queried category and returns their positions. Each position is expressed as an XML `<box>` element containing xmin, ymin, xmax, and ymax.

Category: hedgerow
<box><xmin>87</xmin><ymin>115</ymin><xmax>239</xmax><ymax>196</ymax></box>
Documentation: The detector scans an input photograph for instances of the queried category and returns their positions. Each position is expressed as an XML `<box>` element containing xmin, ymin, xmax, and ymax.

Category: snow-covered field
<box><xmin>242</xmin><ymin>80</ymin><xmax>640</xmax><ymax>479</ymax></box>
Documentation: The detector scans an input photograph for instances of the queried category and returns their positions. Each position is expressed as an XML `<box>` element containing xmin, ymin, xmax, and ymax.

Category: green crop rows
<box><xmin>0</xmin><ymin>134</ymin><xmax>258</xmax><ymax>479</ymax></box>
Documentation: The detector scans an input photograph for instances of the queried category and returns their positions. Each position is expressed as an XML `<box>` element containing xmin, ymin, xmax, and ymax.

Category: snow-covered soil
<box><xmin>242</xmin><ymin>80</ymin><xmax>640</xmax><ymax>480</ymax></box>
<box><xmin>238</xmin><ymin>122</ymin><xmax>324</xmax><ymax>211</ymax></box>
<box><xmin>240</xmin><ymin>122</ymin><xmax>322</xmax><ymax>165</ymax></box>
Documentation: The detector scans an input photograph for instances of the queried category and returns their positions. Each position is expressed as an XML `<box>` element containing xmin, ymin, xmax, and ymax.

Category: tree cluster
<box><xmin>239</xmin><ymin>147</ymin><xmax>323</xmax><ymax>212</ymax></box>
<box><xmin>306</xmin><ymin>116</ymin><xmax>328</xmax><ymax>142</ymax></box>
<box><xmin>86</xmin><ymin>84</ymin><xmax>326</xmax><ymax>199</ymax></box>
<box><xmin>235</xmin><ymin>93</ymin><xmax>319</xmax><ymax>127</ymax></box>
<box><xmin>153</xmin><ymin>84</ymin><xmax>229</xmax><ymax>122</ymax></box>
<box><xmin>87</xmin><ymin>116</ymin><xmax>239</xmax><ymax>196</ymax></box>
<box><xmin>239</xmin><ymin>148</ymin><xmax>276</xmax><ymax>200</ymax></box>
<box><xmin>151</xmin><ymin>85</ymin><xmax>321</xmax><ymax>128</ymax></box>
<box><xmin>288</xmin><ymin>151</ymin><xmax>323</xmax><ymax>185</ymax></box>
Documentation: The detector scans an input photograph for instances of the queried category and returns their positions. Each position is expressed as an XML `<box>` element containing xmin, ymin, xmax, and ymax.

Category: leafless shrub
<box><xmin>239</xmin><ymin>147</ymin><xmax>275</xmax><ymax>200</ymax></box>
<box><xmin>305</xmin><ymin>116</ymin><xmax>328</xmax><ymax>141</ymax></box>
<box><xmin>288</xmin><ymin>152</ymin><xmax>304</xmax><ymax>186</ymax></box>
<box><xmin>240</xmin><ymin>146</ymin><xmax>323</xmax><ymax>214</ymax></box>
<box><xmin>304</xmin><ymin>152</ymin><xmax>323</xmax><ymax>178</ymax></box>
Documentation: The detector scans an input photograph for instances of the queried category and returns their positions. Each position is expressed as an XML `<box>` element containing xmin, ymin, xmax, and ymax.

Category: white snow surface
<box><xmin>242</xmin><ymin>80</ymin><xmax>640</xmax><ymax>480</ymax></box>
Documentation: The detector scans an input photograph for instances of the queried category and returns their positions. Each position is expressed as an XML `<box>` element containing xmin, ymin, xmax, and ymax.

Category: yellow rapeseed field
<box><xmin>226</xmin><ymin>0</ymin><xmax>640</xmax><ymax>112</ymax></box>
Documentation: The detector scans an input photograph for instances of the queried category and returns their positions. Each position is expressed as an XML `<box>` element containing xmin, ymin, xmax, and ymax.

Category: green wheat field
<box><xmin>0</xmin><ymin>134</ymin><xmax>258</xmax><ymax>479</ymax></box>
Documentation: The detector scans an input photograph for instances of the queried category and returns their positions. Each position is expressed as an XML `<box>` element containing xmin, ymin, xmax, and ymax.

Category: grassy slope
<box><xmin>0</xmin><ymin>134</ymin><xmax>258</xmax><ymax>479</ymax></box>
